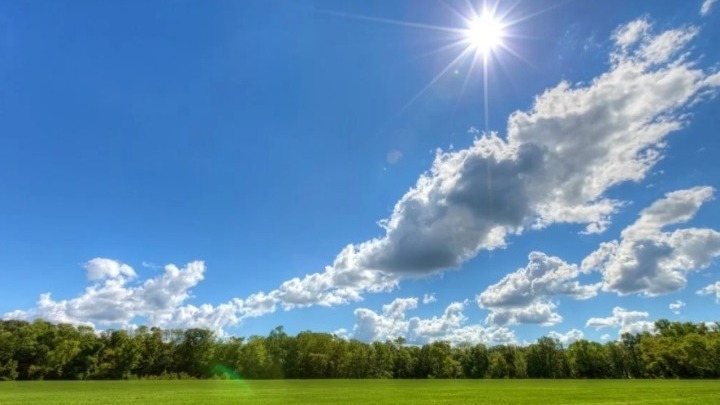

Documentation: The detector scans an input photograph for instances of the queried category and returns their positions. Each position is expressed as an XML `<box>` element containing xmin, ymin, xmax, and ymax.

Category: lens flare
<box><xmin>316</xmin><ymin>1</ymin><xmax>547</xmax><ymax>130</ymax></box>
<box><xmin>466</xmin><ymin>14</ymin><xmax>504</xmax><ymax>54</ymax></box>
<box><xmin>211</xmin><ymin>364</ymin><xmax>253</xmax><ymax>396</ymax></box>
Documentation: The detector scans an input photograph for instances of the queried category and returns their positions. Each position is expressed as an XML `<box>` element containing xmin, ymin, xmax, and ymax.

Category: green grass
<box><xmin>1</xmin><ymin>380</ymin><xmax>720</xmax><ymax>404</ymax></box>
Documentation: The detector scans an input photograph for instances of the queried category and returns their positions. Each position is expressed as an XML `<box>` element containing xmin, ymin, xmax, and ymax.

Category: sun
<box><xmin>318</xmin><ymin>2</ymin><xmax>526</xmax><ymax>130</ymax></box>
<box><xmin>466</xmin><ymin>14</ymin><xmax>504</xmax><ymax>54</ymax></box>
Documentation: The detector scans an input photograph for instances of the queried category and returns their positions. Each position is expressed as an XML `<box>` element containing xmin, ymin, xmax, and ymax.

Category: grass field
<box><xmin>1</xmin><ymin>379</ymin><xmax>720</xmax><ymax>404</ymax></box>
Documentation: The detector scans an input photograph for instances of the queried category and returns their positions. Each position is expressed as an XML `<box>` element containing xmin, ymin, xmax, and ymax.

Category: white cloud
<box><xmin>636</xmin><ymin>26</ymin><xmax>698</xmax><ymax>65</ymax></box>
<box><xmin>481</xmin><ymin>186</ymin><xmax>720</xmax><ymax>325</ymax></box>
<box><xmin>548</xmin><ymin>329</ymin><xmax>584</xmax><ymax>345</ymax></box>
<box><xmin>583</xmin><ymin>187</ymin><xmax>720</xmax><ymax>296</ymax></box>
<box><xmin>4</xmin><ymin>259</ymin><xmax>215</xmax><ymax>329</ymax></box>
<box><xmin>477</xmin><ymin>252</ymin><xmax>597</xmax><ymax>326</ymax></box>
<box><xmin>409</xmin><ymin>301</ymin><xmax>515</xmax><ymax>345</ymax></box>
<box><xmin>697</xmin><ymin>281</ymin><xmax>720</xmax><ymax>302</ymax></box>
<box><xmin>422</xmin><ymin>293</ymin><xmax>437</xmax><ymax>304</ymax></box>
<box><xmin>586</xmin><ymin>307</ymin><xmax>656</xmax><ymax>336</ymax></box>
<box><xmin>669</xmin><ymin>300</ymin><xmax>686</xmax><ymax>314</ymax></box>
<box><xmin>141</xmin><ymin>261</ymin><xmax>160</xmax><ymax>269</ymax></box>
<box><xmin>352</xmin><ymin>297</ymin><xmax>418</xmax><ymax>342</ymax></box>
<box><xmin>138</xmin><ymin>263</ymin><xmax>205</xmax><ymax>319</ymax></box>
<box><xmin>85</xmin><ymin>258</ymin><xmax>136</xmax><ymax>280</ymax></box>
<box><xmin>6</xmin><ymin>18</ymin><xmax>720</xmax><ymax>334</ymax></box>
<box><xmin>332</xmin><ymin>328</ymin><xmax>350</xmax><ymax>340</ymax></box>
<box><xmin>600</xmin><ymin>334</ymin><xmax>611</xmax><ymax>341</ymax></box>
<box><xmin>240</xmin><ymin>291</ymin><xmax>279</xmax><ymax>318</ymax></box>
<box><xmin>3</xmin><ymin>256</ymin><xmax>398</xmax><ymax>334</ymax></box>
<box><xmin>484</xmin><ymin>301</ymin><xmax>564</xmax><ymax>327</ymax></box>
<box><xmin>428</xmin><ymin>323</ymin><xmax>516</xmax><ymax>346</ymax></box>
<box><xmin>166</xmin><ymin>300</ymin><xmax>244</xmax><ymax>335</ymax></box>
<box><xmin>223</xmin><ymin>254</ymin><xmax>400</xmax><ymax>321</ymax></box>
<box><xmin>275</xmin><ymin>260</ymin><xmax>398</xmax><ymax>310</ymax></box>
<box><xmin>613</xmin><ymin>18</ymin><xmax>650</xmax><ymax>49</ymax></box>
<box><xmin>407</xmin><ymin>301</ymin><xmax>468</xmax><ymax>340</ymax></box>
<box><xmin>328</xmin><ymin>17</ymin><xmax>719</xmax><ymax>284</ymax></box>
<box><xmin>701</xmin><ymin>0</ymin><xmax>717</xmax><ymax>16</ymax></box>
<box><xmin>348</xmin><ymin>298</ymin><xmax>515</xmax><ymax>345</ymax></box>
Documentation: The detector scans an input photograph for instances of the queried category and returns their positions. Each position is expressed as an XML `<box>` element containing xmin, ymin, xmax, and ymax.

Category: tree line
<box><xmin>1</xmin><ymin>319</ymin><xmax>719</xmax><ymax>380</ymax></box>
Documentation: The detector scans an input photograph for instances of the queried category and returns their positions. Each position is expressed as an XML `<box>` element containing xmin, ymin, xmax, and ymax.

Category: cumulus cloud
<box><xmin>697</xmin><ymin>281</ymin><xmax>720</xmax><ymax>302</ymax></box>
<box><xmin>477</xmin><ymin>186</ymin><xmax>720</xmax><ymax>326</ymax></box>
<box><xmin>167</xmin><ymin>300</ymin><xmax>244</xmax><ymax>333</ymax></box>
<box><xmin>582</xmin><ymin>187</ymin><xmax>720</xmax><ymax>296</ymax></box>
<box><xmin>328</xmin><ymin>17</ymin><xmax>720</xmax><ymax>281</ymax></box>
<box><xmin>6</xmin><ymin>18</ymin><xmax>720</xmax><ymax>333</ymax></box>
<box><xmin>219</xmin><ymin>254</ymin><xmax>400</xmax><ymax>320</ymax></box>
<box><xmin>422</xmin><ymin>293</ymin><xmax>437</xmax><ymax>304</ymax></box>
<box><xmin>349</xmin><ymin>298</ymin><xmax>515</xmax><ymax>345</ymax></box>
<box><xmin>669</xmin><ymin>300</ymin><xmax>686</xmax><ymax>314</ymax></box>
<box><xmin>4</xmin><ymin>259</ymin><xmax>222</xmax><ymax>330</ymax></box>
<box><xmin>701</xmin><ymin>0</ymin><xmax>717</xmax><ymax>16</ymax></box>
<box><xmin>3</xmin><ymin>256</ymin><xmax>397</xmax><ymax>334</ymax></box>
<box><xmin>477</xmin><ymin>252</ymin><xmax>597</xmax><ymax>326</ymax></box>
<box><xmin>85</xmin><ymin>258</ymin><xmax>136</xmax><ymax>280</ymax></box>
<box><xmin>548</xmin><ymin>329</ymin><xmax>584</xmax><ymax>346</ymax></box>
<box><xmin>586</xmin><ymin>307</ymin><xmax>656</xmax><ymax>336</ymax></box>
<box><xmin>485</xmin><ymin>301</ymin><xmax>564</xmax><ymax>327</ymax></box>
<box><xmin>352</xmin><ymin>297</ymin><xmax>419</xmax><ymax>342</ymax></box>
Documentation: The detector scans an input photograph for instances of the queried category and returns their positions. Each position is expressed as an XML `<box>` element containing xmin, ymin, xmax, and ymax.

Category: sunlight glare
<box><xmin>466</xmin><ymin>14</ymin><xmax>504</xmax><ymax>54</ymax></box>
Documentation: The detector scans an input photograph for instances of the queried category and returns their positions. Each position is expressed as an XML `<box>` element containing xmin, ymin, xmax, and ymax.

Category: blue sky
<box><xmin>2</xmin><ymin>0</ymin><xmax>720</xmax><ymax>345</ymax></box>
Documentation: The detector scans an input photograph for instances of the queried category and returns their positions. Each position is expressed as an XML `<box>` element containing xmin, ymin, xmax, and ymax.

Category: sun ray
<box><xmin>319</xmin><ymin>2</ymin><xmax>540</xmax><ymax>132</ymax></box>
<box><xmin>497</xmin><ymin>42</ymin><xmax>539</xmax><ymax>71</ymax></box>
<box><xmin>458</xmin><ymin>48</ymin><xmax>483</xmax><ymax>102</ymax></box>
<box><xmin>456</xmin><ymin>4</ymin><xmax>507</xmax><ymax>130</ymax></box>
<box><xmin>316</xmin><ymin>9</ymin><xmax>465</xmax><ymax>34</ymax></box>
<box><xmin>414</xmin><ymin>39</ymin><xmax>469</xmax><ymax>61</ymax></box>
<box><xmin>439</xmin><ymin>0</ymin><xmax>472</xmax><ymax>22</ymax></box>
<box><xmin>395</xmin><ymin>46</ymin><xmax>475</xmax><ymax>117</ymax></box>
<box><xmin>483</xmin><ymin>53</ymin><xmax>490</xmax><ymax>130</ymax></box>
<box><xmin>502</xmin><ymin>0</ymin><xmax>572</xmax><ymax>27</ymax></box>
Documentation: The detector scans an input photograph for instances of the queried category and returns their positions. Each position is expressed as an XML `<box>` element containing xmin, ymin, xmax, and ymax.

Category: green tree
<box><xmin>526</xmin><ymin>337</ymin><xmax>564</xmax><ymax>378</ymax></box>
<box><xmin>0</xmin><ymin>324</ymin><xmax>19</xmax><ymax>380</ymax></box>
<box><xmin>566</xmin><ymin>340</ymin><xmax>609</xmax><ymax>378</ymax></box>
<box><xmin>419</xmin><ymin>341</ymin><xmax>460</xmax><ymax>378</ymax></box>
<box><xmin>488</xmin><ymin>350</ymin><xmax>509</xmax><ymax>378</ymax></box>
<box><xmin>457</xmin><ymin>343</ymin><xmax>489</xmax><ymax>378</ymax></box>
<box><xmin>98</xmin><ymin>330</ymin><xmax>141</xmax><ymax>379</ymax></box>
<box><xmin>175</xmin><ymin>328</ymin><xmax>215</xmax><ymax>378</ymax></box>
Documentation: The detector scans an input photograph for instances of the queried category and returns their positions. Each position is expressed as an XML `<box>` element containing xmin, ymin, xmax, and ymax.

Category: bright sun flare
<box><xmin>466</xmin><ymin>14</ymin><xmax>504</xmax><ymax>54</ymax></box>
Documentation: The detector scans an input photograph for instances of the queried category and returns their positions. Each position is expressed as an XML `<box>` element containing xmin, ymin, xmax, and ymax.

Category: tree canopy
<box><xmin>1</xmin><ymin>319</ymin><xmax>719</xmax><ymax>380</ymax></box>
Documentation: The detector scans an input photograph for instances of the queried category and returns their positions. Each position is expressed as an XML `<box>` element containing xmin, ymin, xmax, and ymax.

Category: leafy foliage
<box><xmin>1</xmin><ymin>319</ymin><xmax>719</xmax><ymax>380</ymax></box>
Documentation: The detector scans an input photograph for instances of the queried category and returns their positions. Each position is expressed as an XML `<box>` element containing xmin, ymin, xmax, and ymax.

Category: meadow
<box><xmin>2</xmin><ymin>380</ymin><xmax>720</xmax><ymax>404</ymax></box>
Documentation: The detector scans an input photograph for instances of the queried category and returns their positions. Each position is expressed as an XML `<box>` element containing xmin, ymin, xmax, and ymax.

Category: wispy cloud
<box><xmin>422</xmin><ymin>293</ymin><xmax>437</xmax><ymax>304</ymax></box>
<box><xmin>698</xmin><ymin>281</ymin><xmax>720</xmax><ymax>302</ymax></box>
<box><xmin>701</xmin><ymin>0</ymin><xmax>717</xmax><ymax>16</ymax></box>
<box><xmin>669</xmin><ymin>300</ymin><xmax>686</xmax><ymax>314</ymax></box>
